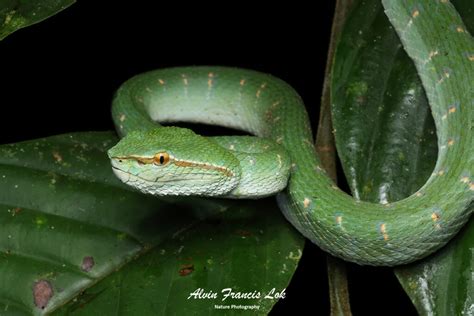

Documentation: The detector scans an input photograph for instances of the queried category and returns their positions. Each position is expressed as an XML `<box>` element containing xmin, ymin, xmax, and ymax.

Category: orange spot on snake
<box><xmin>303</xmin><ymin>198</ymin><xmax>311</xmax><ymax>208</ymax></box>
<box><xmin>380</xmin><ymin>223</ymin><xmax>389</xmax><ymax>241</ymax></box>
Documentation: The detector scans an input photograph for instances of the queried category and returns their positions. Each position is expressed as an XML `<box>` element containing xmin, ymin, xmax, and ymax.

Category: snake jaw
<box><xmin>111</xmin><ymin>164</ymin><xmax>130</xmax><ymax>183</ymax></box>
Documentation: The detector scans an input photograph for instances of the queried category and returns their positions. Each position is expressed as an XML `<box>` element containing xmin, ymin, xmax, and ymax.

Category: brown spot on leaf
<box><xmin>33</xmin><ymin>280</ymin><xmax>53</xmax><ymax>309</ymax></box>
<box><xmin>81</xmin><ymin>256</ymin><xmax>95</xmax><ymax>272</ymax></box>
<box><xmin>235</xmin><ymin>229</ymin><xmax>252</xmax><ymax>237</ymax></box>
<box><xmin>179</xmin><ymin>264</ymin><xmax>194</xmax><ymax>276</ymax></box>
<box><xmin>52</xmin><ymin>152</ymin><xmax>63</xmax><ymax>163</ymax></box>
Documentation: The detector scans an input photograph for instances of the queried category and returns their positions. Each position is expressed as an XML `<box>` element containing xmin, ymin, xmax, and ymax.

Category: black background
<box><xmin>0</xmin><ymin>1</ymin><xmax>417</xmax><ymax>315</ymax></box>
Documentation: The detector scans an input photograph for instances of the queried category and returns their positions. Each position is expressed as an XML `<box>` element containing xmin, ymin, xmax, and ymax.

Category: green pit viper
<box><xmin>108</xmin><ymin>0</ymin><xmax>474</xmax><ymax>266</ymax></box>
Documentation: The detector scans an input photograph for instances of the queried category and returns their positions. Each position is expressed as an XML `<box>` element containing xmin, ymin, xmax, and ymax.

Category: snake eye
<box><xmin>153</xmin><ymin>152</ymin><xmax>170</xmax><ymax>165</ymax></box>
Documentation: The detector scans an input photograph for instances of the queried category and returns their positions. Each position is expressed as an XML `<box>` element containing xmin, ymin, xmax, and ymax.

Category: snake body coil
<box><xmin>109</xmin><ymin>0</ymin><xmax>473</xmax><ymax>266</ymax></box>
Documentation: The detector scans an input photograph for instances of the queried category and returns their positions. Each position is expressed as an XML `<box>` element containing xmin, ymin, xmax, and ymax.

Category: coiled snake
<box><xmin>108</xmin><ymin>0</ymin><xmax>473</xmax><ymax>266</ymax></box>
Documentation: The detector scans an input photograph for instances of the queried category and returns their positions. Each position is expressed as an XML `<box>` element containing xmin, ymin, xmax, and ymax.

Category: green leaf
<box><xmin>331</xmin><ymin>0</ymin><xmax>437</xmax><ymax>203</ymax></box>
<box><xmin>0</xmin><ymin>132</ymin><xmax>303</xmax><ymax>315</ymax></box>
<box><xmin>395</xmin><ymin>217</ymin><xmax>473</xmax><ymax>316</ymax></box>
<box><xmin>331</xmin><ymin>0</ymin><xmax>473</xmax><ymax>315</ymax></box>
<box><xmin>0</xmin><ymin>0</ymin><xmax>75</xmax><ymax>40</ymax></box>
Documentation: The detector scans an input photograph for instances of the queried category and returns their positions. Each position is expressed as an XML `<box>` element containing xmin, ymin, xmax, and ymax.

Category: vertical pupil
<box><xmin>160</xmin><ymin>155</ymin><xmax>164</xmax><ymax>164</ymax></box>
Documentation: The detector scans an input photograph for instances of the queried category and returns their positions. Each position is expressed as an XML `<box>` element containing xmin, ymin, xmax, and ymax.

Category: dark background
<box><xmin>0</xmin><ymin>1</ymin><xmax>416</xmax><ymax>315</ymax></box>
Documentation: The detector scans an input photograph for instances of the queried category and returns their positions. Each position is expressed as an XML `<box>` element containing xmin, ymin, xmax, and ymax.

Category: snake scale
<box><xmin>108</xmin><ymin>0</ymin><xmax>473</xmax><ymax>266</ymax></box>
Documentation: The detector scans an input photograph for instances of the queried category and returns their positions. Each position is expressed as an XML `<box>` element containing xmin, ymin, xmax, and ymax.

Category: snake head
<box><xmin>107</xmin><ymin>127</ymin><xmax>241</xmax><ymax>196</ymax></box>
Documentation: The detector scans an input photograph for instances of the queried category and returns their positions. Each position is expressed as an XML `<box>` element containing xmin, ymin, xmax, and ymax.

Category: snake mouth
<box><xmin>111</xmin><ymin>165</ymin><xmax>221</xmax><ymax>186</ymax></box>
<box><xmin>111</xmin><ymin>166</ymin><xmax>153</xmax><ymax>183</ymax></box>
<box><xmin>111</xmin><ymin>166</ymin><xmax>132</xmax><ymax>183</ymax></box>
<box><xmin>111</xmin><ymin>166</ymin><xmax>159</xmax><ymax>186</ymax></box>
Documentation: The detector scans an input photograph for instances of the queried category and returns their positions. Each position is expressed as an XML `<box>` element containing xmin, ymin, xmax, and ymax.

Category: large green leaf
<box><xmin>0</xmin><ymin>0</ymin><xmax>75</xmax><ymax>40</ymax></box>
<box><xmin>395</xmin><ymin>218</ymin><xmax>473</xmax><ymax>316</ymax></box>
<box><xmin>0</xmin><ymin>132</ymin><xmax>303</xmax><ymax>315</ymax></box>
<box><xmin>331</xmin><ymin>0</ymin><xmax>473</xmax><ymax>315</ymax></box>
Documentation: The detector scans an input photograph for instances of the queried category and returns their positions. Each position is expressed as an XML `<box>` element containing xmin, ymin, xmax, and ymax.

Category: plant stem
<box><xmin>315</xmin><ymin>0</ymin><xmax>354</xmax><ymax>315</ymax></box>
